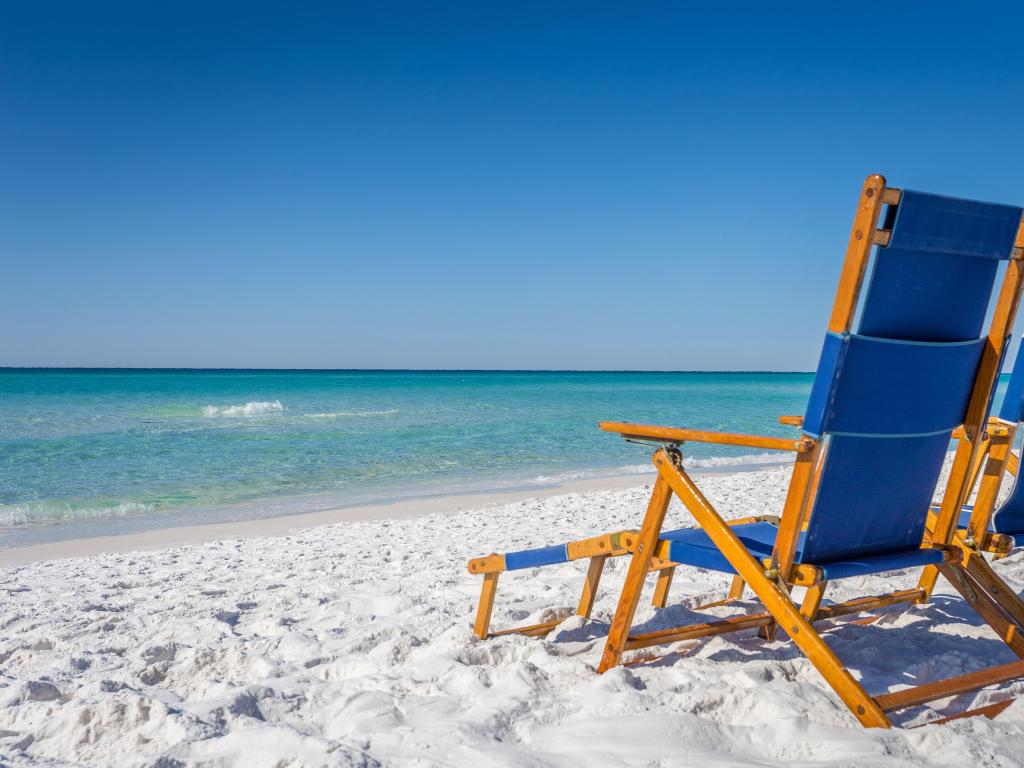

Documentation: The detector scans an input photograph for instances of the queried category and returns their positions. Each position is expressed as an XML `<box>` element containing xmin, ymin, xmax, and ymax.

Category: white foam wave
<box><xmin>202</xmin><ymin>400</ymin><xmax>284</xmax><ymax>418</ymax></box>
<box><xmin>685</xmin><ymin>452</ymin><xmax>793</xmax><ymax>468</ymax></box>
<box><xmin>0</xmin><ymin>501</ymin><xmax>155</xmax><ymax>527</ymax></box>
<box><xmin>305</xmin><ymin>409</ymin><xmax>399</xmax><ymax>419</ymax></box>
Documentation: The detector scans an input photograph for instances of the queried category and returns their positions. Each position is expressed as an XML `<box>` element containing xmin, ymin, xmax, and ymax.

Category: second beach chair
<box><xmin>926</xmin><ymin>342</ymin><xmax>1024</xmax><ymax>560</ymax></box>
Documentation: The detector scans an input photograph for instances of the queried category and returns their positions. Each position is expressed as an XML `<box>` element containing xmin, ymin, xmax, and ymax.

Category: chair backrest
<box><xmin>800</xmin><ymin>191</ymin><xmax>1022</xmax><ymax>563</ymax></box>
<box><xmin>992</xmin><ymin>338</ymin><xmax>1024</xmax><ymax>533</ymax></box>
<box><xmin>998</xmin><ymin>337</ymin><xmax>1024</xmax><ymax>424</ymax></box>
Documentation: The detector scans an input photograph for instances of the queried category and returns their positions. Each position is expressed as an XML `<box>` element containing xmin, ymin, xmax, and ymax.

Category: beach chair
<box><xmin>591</xmin><ymin>175</ymin><xmax>1024</xmax><ymax>727</ymax></box>
<box><xmin>924</xmin><ymin>342</ymin><xmax>1024</xmax><ymax>560</ymax></box>
<box><xmin>466</xmin><ymin>178</ymin><xmax>1024</xmax><ymax>658</ymax></box>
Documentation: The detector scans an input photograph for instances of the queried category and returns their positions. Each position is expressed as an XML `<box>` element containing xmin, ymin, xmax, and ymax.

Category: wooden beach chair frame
<box><xmin>593</xmin><ymin>174</ymin><xmax>1024</xmax><ymax>728</ymax></box>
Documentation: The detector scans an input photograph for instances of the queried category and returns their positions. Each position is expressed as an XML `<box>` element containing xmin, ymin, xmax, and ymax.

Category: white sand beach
<box><xmin>3</xmin><ymin>466</ymin><xmax>1024</xmax><ymax>767</ymax></box>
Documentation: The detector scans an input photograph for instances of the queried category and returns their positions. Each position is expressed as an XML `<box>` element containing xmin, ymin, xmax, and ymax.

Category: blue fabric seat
<box><xmin>505</xmin><ymin>520</ymin><xmax>946</xmax><ymax>579</ymax></box>
<box><xmin>662</xmin><ymin>522</ymin><xmax>944</xmax><ymax>581</ymax></box>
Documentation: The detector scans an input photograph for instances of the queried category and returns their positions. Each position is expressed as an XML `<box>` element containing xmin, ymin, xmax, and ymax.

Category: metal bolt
<box><xmin>855</xmin><ymin>230</ymin><xmax>863</xmax><ymax>241</ymax></box>
<box><xmin>865</xmin><ymin>188</ymin><xmax>875</xmax><ymax>198</ymax></box>
<box><xmin>857</xmin><ymin>705</ymin><xmax>865</xmax><ymax>715</ymax></box>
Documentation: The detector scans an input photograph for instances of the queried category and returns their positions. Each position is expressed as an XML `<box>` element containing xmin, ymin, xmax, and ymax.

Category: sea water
<box><xmin>0</xmin><ymin>370</ymin><xmax>1006</xmax><ymax>547</ymax></box>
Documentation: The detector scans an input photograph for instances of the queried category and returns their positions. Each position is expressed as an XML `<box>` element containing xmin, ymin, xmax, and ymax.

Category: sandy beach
<box><xmin>4</xmin><ymin>465</ymin><xmax>1024</xmax><ymax>767</ymax></box>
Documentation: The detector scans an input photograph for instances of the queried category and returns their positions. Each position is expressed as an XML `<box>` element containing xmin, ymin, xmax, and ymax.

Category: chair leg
<box><xmin>917</xmin><ymin>565</ymin><xmax>941</xmax><ymax>603</ymax></box>
<box><xmin>598</xmin><ymin>473</ymin><xmax>673</xmax><ymax>673</ymax></box>
<box><xmin>727</xmin><ymin>574</ymin><xmax>746</xmax><ymax>600</ymax></box>
<box><xmin>800</xmin><ymin>582</ymin><xmax>828</xmax><ymax>621</ymax></box>
<box><xmin>474</xmin><ymin>572</ymin><xmax>499</xmax><ymax>639</ymax></box>
<box><xmin>651</xmin><ymin>566</ymin><xmax>675</xmax><ymax>608</ymax></box>
<box><xmin>576</xmin><ymin>555</ymin><xmax>608</xmax><ymax>619</ymax></box>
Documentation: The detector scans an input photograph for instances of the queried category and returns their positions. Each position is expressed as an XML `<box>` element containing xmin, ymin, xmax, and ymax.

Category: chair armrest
<box><xmin>778</xmin><ymin>415</ymin><xmax>804</xmax><ymax>427</ymax></box>
<box><xmin>599</xmin><ymin>421</ymin><xmax>816</xmax><ymax>453</ymax></box>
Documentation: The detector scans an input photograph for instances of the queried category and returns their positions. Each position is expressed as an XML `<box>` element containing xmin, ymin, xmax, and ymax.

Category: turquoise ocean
<box><xmin>1</xmin><ymin>370</ymin><xmax>1009</xmax><ymax>548</ymax></box>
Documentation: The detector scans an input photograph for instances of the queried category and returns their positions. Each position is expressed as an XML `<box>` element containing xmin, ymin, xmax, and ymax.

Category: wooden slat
<box><xmin>727</xmin><ymin>574</ymin><xmax>745</xmax><ymax>600</ymax></box>
<box><xmin>876</xmin><ymin>660</ymin><xmax>1024</xmax><ymax>712</ymax></box>
<box><xmin>968</xmin><ymin>429</ymin><xmax>1015</xmax><ymax>547</ymax></box>
<box><xmin>575</xmin><ymin>555</ymin><xmax>607</xmax><ymax>620</ymax></box>
<box><xmin>467</xmin><ymin>553</ymin><xmax>505</xmax><ymax>575</ymax></box>
<box><xmin>566</xmin><ymin>531</ymin><xmax>632</xmax><ymax>560</ymax></box>
<box><xmin>800</xmin><ymin>582</ymin><xmax>827</xmax><ymax>620</ymax></box>
<box><xmin>827</xmin><ymin>174</ymin><xmax>888</xmax><ymax>333</ymax></box>
<box><xmin>624</xmin><ymin>613</ymin><xmax>774</xmax><ymax>651</ymax></box>
<box><xmin>814</xmin><ymin>588</ymin><xmax>923</xmax><ymax>621</ymax></box>
<box><xmin>489</xmin><ymin>618</ymin><xmax>562</xmax><ymax>638</ymax></box>
<box><xmin>474</xmin><ymin>573</ymin><xmax>500</xmax><ymax>639</ymax></box>
<box><xmin>916</xmin><ymin>698</ymin><xmax>1014</xmax><ymax>726</ymax></box>
<box><xmin>651</xmin><ymin>566</ymin><xmax>675</xmax><ymax>608</ymax></box>
<box><xmin>598</xmin><ymin>422</ymin><xmax>814</xmax><ymax>453</ymax></box>
<box><xmin>772</xmin><ymin>441</ymin><xmax>823</xmax><ymax>580</ymax></box>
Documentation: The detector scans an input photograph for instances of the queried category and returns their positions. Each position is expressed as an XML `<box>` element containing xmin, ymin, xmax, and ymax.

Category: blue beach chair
<box><xmin>933</xmin><ymin>341</ymin><xmax>1024</xmax><ymax>556</ymax></box>
<box><xmin>469</xmin><ymin>174</ymin><xmax>1024</xmax><ymax>727</ymax></box>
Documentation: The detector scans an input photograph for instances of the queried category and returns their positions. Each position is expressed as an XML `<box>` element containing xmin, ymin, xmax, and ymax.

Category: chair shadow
<box><xmin>579</xmin><ymin>587</ymin><xmax>1024</xmax><ymax>719</ymax></box>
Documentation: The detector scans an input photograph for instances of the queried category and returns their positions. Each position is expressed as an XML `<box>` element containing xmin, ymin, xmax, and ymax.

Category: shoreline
<box><xmin>0</xmin><ymin>470</ymin><xmax>662</xmax><ymax>567</ymax></box>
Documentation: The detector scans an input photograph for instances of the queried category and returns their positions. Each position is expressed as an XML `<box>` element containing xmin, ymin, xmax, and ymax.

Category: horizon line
<box><xmin>0</xmin><ymin>366</ymin><xmax>820</xmax><ymax>374</ymax></box>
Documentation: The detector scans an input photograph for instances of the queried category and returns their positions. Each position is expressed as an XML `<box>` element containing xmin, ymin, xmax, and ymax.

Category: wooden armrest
<box><xmin>599</xmin><ymin>421</ymin><xmax>816</xmax><ymax>453</ymax></box>
<box><xmin>778</xmin><ymin>415</ymin><xmax>804</xmax><ymax>427</ymax></box>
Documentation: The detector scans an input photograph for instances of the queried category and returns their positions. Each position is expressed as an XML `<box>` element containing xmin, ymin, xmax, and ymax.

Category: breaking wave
<box><xmin>0</xmin><ymin>501</ymin><xmax>156</xmax><ymax>527</ymax></box>
<box><xmin>305</xmin><ymin>410</ymin><xmax>399</xmax><ymax>419</ymax></box>
<box><xmin>202</xmin><ymin>400</ymin><xmax>284</xmax><ymax>418</ymax></box>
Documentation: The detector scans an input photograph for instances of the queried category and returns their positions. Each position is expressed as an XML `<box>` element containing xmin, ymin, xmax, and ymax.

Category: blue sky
<box><xmin>3</xmin><ymin>2</ymin><xmax>1023</xmax><ymax>370</ymax></box>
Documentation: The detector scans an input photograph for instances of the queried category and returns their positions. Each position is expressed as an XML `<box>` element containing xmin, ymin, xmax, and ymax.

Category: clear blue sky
<box><xmin>3</xmin><ymin>2</ymin><xmax>1023</xmax><ymax>370</ymax></box>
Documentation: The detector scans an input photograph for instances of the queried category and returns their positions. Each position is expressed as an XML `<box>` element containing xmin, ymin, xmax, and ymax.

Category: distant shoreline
<box><xmin>0</xmin><ymin>470</ymin><xmax>658</xmax><ymax>567</ymax></box>
<box><xmin>1</xmin><ymin>367</ymin><xmax>818</xmax><ymax>373</ymax></box>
